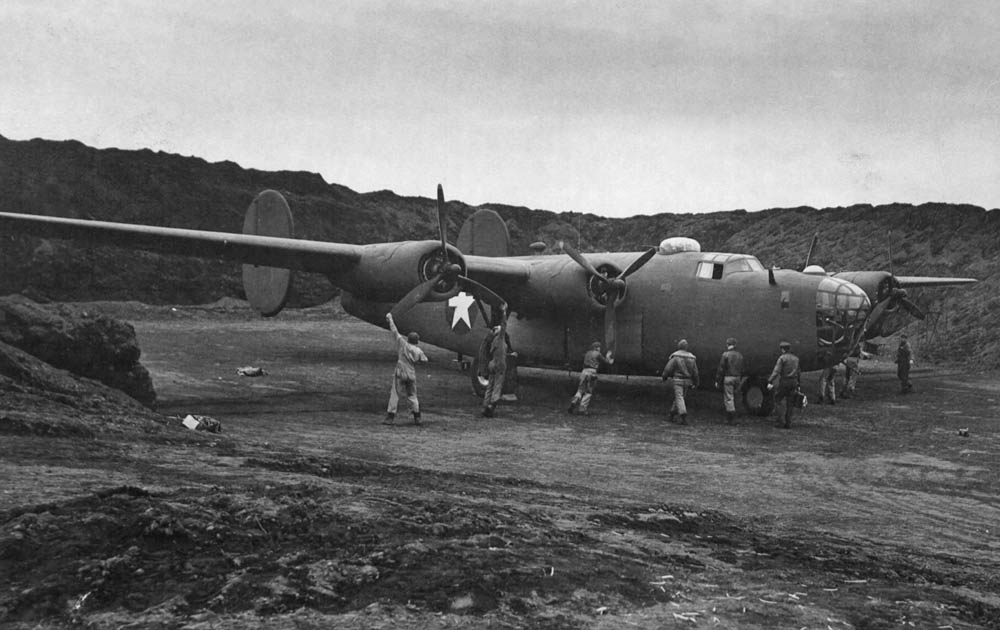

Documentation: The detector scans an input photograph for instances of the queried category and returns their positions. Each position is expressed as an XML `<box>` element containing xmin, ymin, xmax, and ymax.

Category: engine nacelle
<box><xmin>333</xmin><ymin>241</ymin><xmax>466</xmax><ymax>303</ymax></box>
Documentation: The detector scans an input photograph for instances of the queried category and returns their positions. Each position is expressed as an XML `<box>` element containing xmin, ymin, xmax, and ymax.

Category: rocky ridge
<box><xmin>0</xmin><ymin>135</ymin><xmax>996</xmax><ymax>367</ymax></box>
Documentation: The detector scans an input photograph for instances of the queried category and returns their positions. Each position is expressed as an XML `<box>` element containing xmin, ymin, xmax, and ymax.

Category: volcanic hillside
<box><xmin>1</xmin><ymin>135</ymin><xmax>997</xmax><ymax>367</ymax></box>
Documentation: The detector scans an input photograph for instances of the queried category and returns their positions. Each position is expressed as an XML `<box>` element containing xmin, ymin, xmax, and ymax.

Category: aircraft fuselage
<box><xmin>342</xmin><ymin>250</ymin><xmax>870</xmax><ymax>383</ymax></box>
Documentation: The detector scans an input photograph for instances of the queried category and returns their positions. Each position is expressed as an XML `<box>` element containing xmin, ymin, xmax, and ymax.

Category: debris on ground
<box><xmin>180</xmin><ymin>414</ymin><xmax>223</xmax><ymax>433</ymax></box>
<box><xmin>236</xmin><ymin>366</ymin><xmax>267</xmax><ymax>377</ymax></box>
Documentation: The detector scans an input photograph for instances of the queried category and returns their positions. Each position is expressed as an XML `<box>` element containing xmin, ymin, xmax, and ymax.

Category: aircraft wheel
<box><xmin>741</xmin><ymin>378</ymin><xmax>775</xmax><ymax>416</ymax></box>
<box><xmin>469</xmin><ymin>355</ymin><xmax>488</xmax><ymax>397</ymax></box>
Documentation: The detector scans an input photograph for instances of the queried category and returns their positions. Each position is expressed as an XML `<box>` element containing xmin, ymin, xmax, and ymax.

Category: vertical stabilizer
<box><xmin>456</xmin><ymin>209</ymin><xmax>510</xmax><ymax>257</ymax></box>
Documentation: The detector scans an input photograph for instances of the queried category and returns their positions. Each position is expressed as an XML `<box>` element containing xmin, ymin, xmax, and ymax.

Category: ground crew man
<box><xmin>768</xmin><ymin>341</ymin><xmax>801</xmax><ymax>429</ymax></box>
<box><xmin>817</xmin><ymin>364</ymin><xmax>837</xmax><ymax>404</ymax></box>
<box><xmin>568</xmin><ymin>341</ymin><xmax>614</xmax><ymax>415</ymax></box>
<box><xmin>715</xmin><ymin>337</ymin><xmax>744</xmax><ymax>423</ymax></box>
<box><xmin>662</xmin><ymin>339</ymin><xmax>699</xmax><ymax>425</ymax></box>
<box><xmin>842</xmin><ymin>344</ymin><xmax>867</xmax><ymax>398</ymax></box>
<box><xmin>480</xmin><ymin>324</ymin><xmax>514</xmax><ymax>417</ymax></box>
<box><xmin>895</xmin><ymin>333</ymin><xmax>913</xmax><ymax>393</ymax></box>
<box><xmin>384</xmin><ymin>313</ymin><xmax>428</xmax><ymax>425</ymax></box>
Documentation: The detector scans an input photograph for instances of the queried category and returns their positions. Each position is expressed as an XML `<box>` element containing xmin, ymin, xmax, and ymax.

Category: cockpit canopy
<box><xmin>694</xmin><ymin>253</ymin><xmax>765</xmax><ymax>279</ymax></box>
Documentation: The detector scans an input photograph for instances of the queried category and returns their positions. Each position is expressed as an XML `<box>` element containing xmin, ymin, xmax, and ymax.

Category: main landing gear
<box><xmin>741</xmin><ymin>377</ymin><xmax>775</xmax><ymax>416</ymax></box>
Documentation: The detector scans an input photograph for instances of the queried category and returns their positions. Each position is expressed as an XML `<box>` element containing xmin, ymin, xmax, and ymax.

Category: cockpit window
<box><xmin>696</xmin><ymin>255</ymin><xmax>764</xmax><ymax>279</ymax></box>
<box><xmin>696</xmin><ymin>261</ymin><xmax>725</xmax><ymax>279</ymax></box>
<box><xmin>817</xmin><ymin>277</ymin><xmax>868</xmax><ymax>316</ymax></box>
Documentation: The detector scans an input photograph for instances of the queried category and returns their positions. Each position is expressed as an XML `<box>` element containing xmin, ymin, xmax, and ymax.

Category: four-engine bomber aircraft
<box><xmin>0</xmin><ymin>186</ymin><xmax>977</xmax><ymax>414</ymax></box>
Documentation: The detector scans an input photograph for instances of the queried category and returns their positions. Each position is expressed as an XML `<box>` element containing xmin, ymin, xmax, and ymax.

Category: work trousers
<box><xmin>483</xmin><ymin>370</ymin><xmax>505</xmax><ymax>409</ymax></box>
<box><xmin>722</xmin><ymin>376</ymin><xmax>741</xmax><ymax>413</ymax></box>
<box><xmin>897</xmin><ymin>363</ymin><xmax>912</xmax><ymax>392</ymax></box>
<box><xmin>818</xmin><ymin>370</ymin><xmax>836</xmax><ymax>403</ymax></box>
<box><xmin>571</xmin><ymin>368</ymin><xmax>598</xmax><ymax>412</ymax></box>
<box><xmin>844</xmin><ymin>358</ymin><xmax>860</xmax><ymax>394</ymax></box>
<box><xmin>773</xmin><ymin>380</ymin><xmax>797</xmax><ymax>425</ymax></box>
<box><xmin>387</xmin><ymin>375</ymin><xmax>419</xmax><ymax>414</ymax></box>
<box><xmin>671</xmin><ymin>378</ymin><xmax>692</xmax><ymax>416</ymax></box>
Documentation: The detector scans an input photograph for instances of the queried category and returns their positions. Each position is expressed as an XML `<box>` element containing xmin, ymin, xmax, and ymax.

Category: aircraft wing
<box><xmin>462</xmin><ymin>255</ymin><xmax>533</xmax><ymax>307</ymax></box>
<box><xmin>895</xmin><ymin>276</ymin><xmax>978</xmax><ymax>288</ymax></box>
<box><xmin>0</xmin><ymin>211</ymin><xmax>362</xmax><ymax>275</ymax></box>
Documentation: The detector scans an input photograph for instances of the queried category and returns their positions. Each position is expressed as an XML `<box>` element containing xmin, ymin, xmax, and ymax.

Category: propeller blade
<box><xmin>457</xmin><ymin>275</ymin><xmax>507</xmax><ymax>312</ymax></box>
<box><xmin>559</xmin><ymin>240</ymin><xmax>605</xmax><ymax>282</ymax></box>
<box><xmin>619</xmin><ymin>247</ymin><xmax>657</xmax><ymax>280</ymax></box>
<box><xmin>390</xmin><ymin>273</ymin><xmax>443</xmax><ymax>319</ymax></box>
<box><xmin>604</xmin><ymin>291</ymin><xmax>617</xmax><ymax>356</ymax></box>
<box><xmin>804</xmin><ymin>233</ymin><xmax>818</xmax><ymax>269</ymax></box>
<box><xmin>436</xmin><ymin>184</ymin><xmax>448</xmax><ymax>254</ymax></box>
<box><xmin>899</xmin><ymin>297</ymin><xmax>926</xmax><ymax>320</ymax></box>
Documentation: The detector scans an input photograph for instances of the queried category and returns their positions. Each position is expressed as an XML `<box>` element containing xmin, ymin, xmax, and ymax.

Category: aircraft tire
<box><xmin>741</xmin><ymin>378</ymin><xmax>775</xmax><ymax>417</ymax></box>
<box><xmin>469</xmin><ymin>355</ymin><xmax>489</xmax><ymax>397</ymax></box>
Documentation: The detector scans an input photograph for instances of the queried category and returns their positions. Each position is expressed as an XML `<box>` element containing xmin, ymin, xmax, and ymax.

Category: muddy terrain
<box><xmin>2</xmin><ymin>301</ymin><xmax>998</xmax><ymax>629</ymax></box>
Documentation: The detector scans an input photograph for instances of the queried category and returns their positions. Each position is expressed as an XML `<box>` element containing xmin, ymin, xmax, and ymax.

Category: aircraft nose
<box><xmin>815</xmin><ymin>277</ymin><xmax>871</xmax><ymax>355</ymax></box>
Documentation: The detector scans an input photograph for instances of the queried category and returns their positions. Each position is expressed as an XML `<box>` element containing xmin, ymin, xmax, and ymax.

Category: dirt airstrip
<box><xmin>1</xmin><ymin>301</ymin><xmax>998</xmax><ymax>629</ymax></box>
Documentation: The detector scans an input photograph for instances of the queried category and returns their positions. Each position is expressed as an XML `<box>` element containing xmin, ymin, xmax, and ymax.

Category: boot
<box><xmin>567</xmin><ymin>400</ymin><xmax>578</xmax><ymax>414</ymax></box>
<box><xmin>726</xmin><ymin>411</ymin><xmax>735</xmax><ymax>424</ymax></box>
<box><xmin>667</xmin><ymin>411</ymin><xmax>677</xmax><ymax>423</ymax></box>
<box><xmin>412</xmin><ymin>411</ymin><xmax>421</xmax><ymax>425</ymax></box>
<box><xmin>382</xmin><ymin>412</ymin><xmax>395</xmax><ymax>425</ymax></box>
<box><xmin>678</xmin><ymin>414</ymin><xmax>688</xmax><ymax>425</ymax></box>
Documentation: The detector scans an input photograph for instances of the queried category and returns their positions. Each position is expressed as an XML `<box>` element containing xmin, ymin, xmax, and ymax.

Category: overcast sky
<box><xmin>3</xmin><ymin>1</ymin><xmax>998</xmax><ymax>216</ymax></box>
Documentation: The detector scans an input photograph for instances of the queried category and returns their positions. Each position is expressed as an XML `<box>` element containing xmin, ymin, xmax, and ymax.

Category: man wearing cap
<box><xmin>768</xmin><ymin>341</ymin><xmax>801</xmax><ymax>429</ymax></box>
<box><xmin>715</xmin><ymin>337</ymin><xmax>745</xmax><ymax>423</ymax></box>
<box><xmin>384</xmin><ymin>313</ymin><xmax>429</xmax><ymax>425</ymax></box>
<box><xmin>568</xmin><ymin>341</ymin><xmax>614</xmax><ymax>415</ymax></box>
<box><xmin>895</xmin><ymin>333</ymin><xmax>913</xmax><ymax>393</ymax></box>
<box><xmin>662</xmin><ymin>339</ymin><xmax>700</xmax><ymax>425</ymax></box>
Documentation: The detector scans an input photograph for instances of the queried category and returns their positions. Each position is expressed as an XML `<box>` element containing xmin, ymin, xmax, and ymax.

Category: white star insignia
<box><xmin>448</xmin><ymin>292</ymin><xmax>476</xmax><ymax>330</ymax></box>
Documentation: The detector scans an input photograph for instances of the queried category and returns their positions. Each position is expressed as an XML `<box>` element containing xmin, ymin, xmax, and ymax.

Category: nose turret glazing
<box><xmin>816</xmin><ymin>277</ymin><xmax>871</xmax><ymax>359</ymax></box>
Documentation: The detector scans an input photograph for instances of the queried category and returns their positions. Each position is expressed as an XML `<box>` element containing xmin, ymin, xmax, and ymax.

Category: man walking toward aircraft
<box><xmin>714</xmin><ymin>337</ymin><xmax>744</xmax><ymax>423</ymax></box>
<box><xmin>384</xmin><ymin>312</ymin><xmax>428</xmax><ymax>425</ymax></box>
<box><xmin>480</xmin><ymin>323</ymin><xmax>514</xmax><ymax>418</ymax></box>
<box><xmin>817</xmin><ymin>364</ymin><xmax>837</xmax><ymax>404</ymax></box>
<box><xmin>662</xmin><ymin>339</ymin><xmax>700</xmax><ymax>425</ymax></box>
<box><xmin>768</xmin><ymin>341</ymin><xmax>801</xmax><ymax>429</ymax></box>
<box><xmin>895</xmin><ymin>333</ymin><xmax>913</xmax><ymax>393</ymax></box>
<box><xmin>568</xmin><ymin>341</ymin><xmax>614</xmax><ymax>415</ymax></box>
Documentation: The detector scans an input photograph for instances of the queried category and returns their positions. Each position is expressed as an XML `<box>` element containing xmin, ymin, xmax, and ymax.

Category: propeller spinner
<box><xmin>559</xmin><ymin>241</ymin><xmax>657</xmax><ymax>355</ymax></box>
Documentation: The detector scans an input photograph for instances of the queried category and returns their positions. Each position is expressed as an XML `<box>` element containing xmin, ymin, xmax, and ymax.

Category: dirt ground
<box><xmin>2</xmin><ymin>301</ymin><xmax>998</xmax><ymax>629</ymax></box>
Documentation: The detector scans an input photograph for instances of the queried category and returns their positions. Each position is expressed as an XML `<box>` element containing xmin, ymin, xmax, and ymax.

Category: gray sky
<box><xmin>3</xmin><ymin>0</ymin><xmax>998</xmax><ymax>216</ymax></box>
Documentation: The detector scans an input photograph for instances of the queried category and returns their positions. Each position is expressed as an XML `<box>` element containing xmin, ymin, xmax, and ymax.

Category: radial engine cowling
<box><xmin>335</xmin><ymin>241</ymin><xmax>466</xmax><ymax>303</ymax></box>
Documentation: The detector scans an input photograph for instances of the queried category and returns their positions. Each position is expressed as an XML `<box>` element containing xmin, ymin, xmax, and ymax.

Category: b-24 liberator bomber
<box><xmin>0</xmin><ymin>186</ymin><xmax>976</xmax><ymax>415</ymax></box>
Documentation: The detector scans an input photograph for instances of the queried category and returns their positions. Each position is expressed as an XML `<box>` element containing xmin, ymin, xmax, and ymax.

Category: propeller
<box><xmin>559</xmin><ymin>241</ymin><xmax>657</xmax><ymax>355</ymax></box>
<box><xmin>390</xmin><ymin>185</ymin><xmax>509</xmax><ymax>325</ymax></box>
<box><xmin>846</xmin><ymin>284</ymin><xmax>925</xmax><ymax>357</ymax></box>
